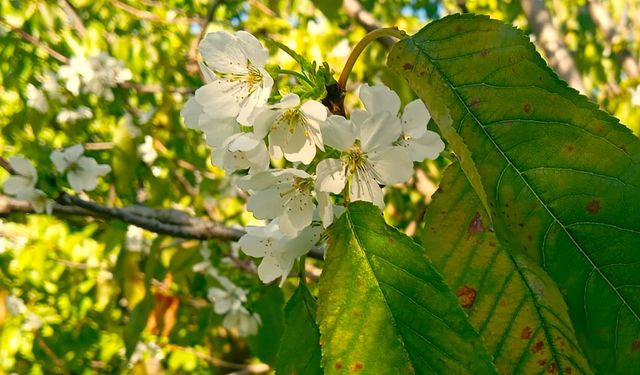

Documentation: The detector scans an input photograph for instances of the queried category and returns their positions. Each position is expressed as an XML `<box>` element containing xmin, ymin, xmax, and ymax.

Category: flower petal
<box><xmin>349</xmin><ymin>169</ymin><xmax>385</xmax><ymax>208</ymax></box>
<box><xmin>359</xmin><ymin>111</ymin><xmax>401</xmax><ymax>152</ymax></box>
<box><xmin>181</xmin><ymin>96</ymin><xmax>205</xmax><ymax>130</ymax></box>
<box><xmin>368</xmin><ymin>146</ymin><xmax>413</xmax><ymax>185</ymax></box>
<box><xmin>358</xmin><ymin>83</ymin><xmax>400</xmax><ymax>117</ymax></box>
<box><xmin>257</xmin><ymin>255</ymin><xmax>286</xmax><ymax>284</ymax></box>
<box><xmin>199</xmin><ymin>31</ymin><xmax>247</xmax><ymax>74</ymax></box>
<box><xmin>320</xmin><ymin>115</ymin><xmax>356</xmax><ymax>151</ymax></box>
<box><xmin>50</xmin><ymin>150</ymin><xmax>68</xmax><ymax>172</ymax></box>
<box><xmin>236</xmin><ymin>30</ymin><xmax>269</xmax><ymax>67</ymax></box>
<box><xmin>401</xmin><ymin>99</ymin><xmax>430</xmax><ymax>138</ymax></box>
<box><xmin>316</xmin><ymin>158</ymin><xmax>346</xmax><ymax>194</ymax></box>
<box><xmin>9</xmin><ymin>156</ymin><xmax>36</xmax><ymax>178</ymax></box>
<box><xmin>402</xmin><ymin>131</ymin><xmax>445</xmax><ymax>161</ymax></box>
<box><xmin>195</xmin><ymin>80</ymin><xmax>243</xmax><ymax>120</ymax></box>
<box><xmin>246</xmin><ymin>188</ymin><xmax>287</xmax><ymax>219</ymax></box>
<box><xmin>2</xmin><ymin>176</ymin><xmax>33</xmax><ymax>195</ymax></box>
<box><xmin>282</xmin><ymin>127</ymin><xmax>316</xmax><ymax>164</ymax></box>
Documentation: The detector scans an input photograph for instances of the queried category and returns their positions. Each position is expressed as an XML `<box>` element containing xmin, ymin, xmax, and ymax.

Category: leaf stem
<box><xmin>277</xmin><ymin>68</ymin><xmax>314</xmax><ymax>86</ymax></box>
<box><xmin>338</xmin><ymin>27</ymin><xmax>407</xmax><ymax>89</ymax></box>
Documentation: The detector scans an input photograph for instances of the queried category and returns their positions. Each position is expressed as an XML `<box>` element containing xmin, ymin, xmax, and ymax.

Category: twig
<box><xmin>1</xmin><ymin>20</ymin><xmax>70</xmax><ymax>64</ymax></box>
<box><xmin>58</xmin><ymin>0</ymin><xmax>87</xmax><ymax>37</ymax></box>
<box><xmin>342</xmin><ymin>0</ymin><xmax>395</xmax><ymax>48</ymax></box>
<box><xmin>186</xmin><ymin>0</ymin><xmax>221</xmax><ymax>78</ymax></box>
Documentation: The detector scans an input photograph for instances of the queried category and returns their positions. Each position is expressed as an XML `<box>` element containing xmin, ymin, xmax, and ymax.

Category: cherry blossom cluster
<box><xmin>192</xmin><ymin>244</ymin><xmax>261</xmax><ymax>337</ymax></box>
<box><xmin>2</xmin><ymin>145</ymin><xmax>111</xmax><ymax>208</ymax></box>
<box><xmin>26</xmin><ymin>52</ymin><xmax>131</xmax><ymax>122</ymax></box>
<box><xmin>181</xmin><ymin>30</ymin><xmax>445</xmax><ymax>285</ymax></box>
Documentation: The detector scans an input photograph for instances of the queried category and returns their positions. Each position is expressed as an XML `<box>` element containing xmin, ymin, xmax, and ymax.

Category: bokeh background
<box><xmin>1</xmin><ymin>0</ymin><xmax>638</xmax><ymax>373</ymax></box>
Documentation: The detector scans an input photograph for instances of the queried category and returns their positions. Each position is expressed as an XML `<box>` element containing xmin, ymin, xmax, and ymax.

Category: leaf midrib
<box><xmin>407</xmin><ymin>36</ymin><xmax>640</xmax><ymax>333</ymax></box>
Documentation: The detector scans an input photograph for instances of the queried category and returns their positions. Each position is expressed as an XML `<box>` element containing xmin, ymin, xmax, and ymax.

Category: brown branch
<box><xmin>110</xmin><ymin>0</ymin><xmax>199</xmax><ymax>25</ymax></box>
<box><xmin>520</xmin><ymin>0</ymin><xmax>587</xmax><ymax>94</ymax></box>
<box><xmin>187</xmin><ymin>0</ymin><xmax>221</xmax><ymax>77</ymax></box>
<box><xmin>1</xmin><ymin>20</ymin><xmax>70</xmax><ymax>64</ymax></box>
<box><xmin>0</xmin><ymin>193</ymin><xmax>325</xmax><ymax>260</ymax></box>
<box><xmin>58</xmin><ymin>0</ymin><xmax>87</xmax><ymax>37</ymax></box>
<box><xmin>342</xmin><ymin>0</ymin><xmax>394</xmax><ymax>49</ymax></box>
<box><xmin>588</xmin><ymin>0</ymin><xmax>640</xmax><ymax>80</ymax></box>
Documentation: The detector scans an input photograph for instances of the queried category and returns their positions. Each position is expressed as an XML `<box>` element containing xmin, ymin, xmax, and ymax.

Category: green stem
<box><xmin>277</xmin><ymin>68</ymin><xmax>314</xmax><ymax>86</ymax></box>
<box><xmin>338</xmin><ymin>27</ymin><xmax>407</xmax><ymax>89</ymax></box>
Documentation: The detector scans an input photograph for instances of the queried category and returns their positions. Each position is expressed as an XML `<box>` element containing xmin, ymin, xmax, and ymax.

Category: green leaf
<box><xmin>389</xmin><ymin>14</ymin><xmax>640</xmax><ymax>374</ymax></box>
<box><xmin>423</xmin><ymin>163</ymin><xmax>592</xmax><ymax>374</ymax></box>
<box><xmin>317</xmin><ymin>201</ymin><xmax>497</xmax><ymax>374</ymax></box>
<box><xmin>275</xmin><ymin>284</ymin><xmax>322</xmax><ymax>375</ymax></box>
<box><xmin>247</xmin><ymin>284</ymin><xmax>285</xmax><ymax>366</ymax></box>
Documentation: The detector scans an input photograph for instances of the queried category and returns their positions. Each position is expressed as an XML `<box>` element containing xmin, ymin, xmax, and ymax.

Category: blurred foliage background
<box><xmin>0</xmin><ymin>0</ymin><xmax>639</xmax><ymax>373</ymax></box>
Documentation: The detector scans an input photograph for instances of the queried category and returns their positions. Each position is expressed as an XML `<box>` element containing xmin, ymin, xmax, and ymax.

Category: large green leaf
<box><xmin>423</xmin><ymin>163</ymin><xmax>592</xmax><ymax>374</ymax></box>
<box><xmin>275</xmin><ymin>284</ymin><xmax>322</xmax><ymax>375</ymax></box>
<box><xmin>317</xmin><ymin>201</ymin><xmax>497</xmax><ymax>374</ymax></box>
<box><xmin>389</xmin><ymin>14</ymin><xmax>640</xmax><ymax>373</ymax></box>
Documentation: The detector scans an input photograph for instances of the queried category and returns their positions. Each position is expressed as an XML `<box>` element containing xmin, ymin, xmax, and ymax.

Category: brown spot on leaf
<box><xmin>489</xmin><ymin>242</ymin><xmax>497</xmax><ymax>247</ymax></box>
<box><xmin>547</xmin><ymin>362</ymin><xmax>557</xmax><ymax>373</ymax></box>
<box><xmin>564</xmin><ymin>144</ymin><xmax>575</xmax><ymax>153</ymax></box>
<box><xmin>456</xmin><ymin>286</ymin><xmax>477</xmax><ymax>308</ymax></box>
<box><xmin>455</xmin><ymin>25</ymin><xmax>463</xmax><ymax>32</ymax></box>
<box><xmin>632</xmin><ymin>339</ymin><xmax>640</xmax><ymax>352</ymax></box>
<box><xmin>586</xmin><ymin>200</ymin><xmax>601</xmax><ymax>214</ymax></box>
<box><xmin>532</xmin><ymin>340</ymin><xmax>545</xmax><ymax>353</ymax></box>
<box><xmin>565</xmin><ymin>367</ymin><xmax>572</xmax><ymax>374</ymax></box>
<box><xmin>388</xmin><ymin>238</ymin><xmax>395</xmax><ymax>244</ymax></box>
<box><xmin>521</xmin><ymin>326</ymin><xmax>532</xmax><ymax>339</ymax></box>
<box><xmin>468</xmin><ymin>212</ymin><xmax>484</xmax><ymax>235</ymax></box>
<box><xmin>353</xmin><ymin>363</ymin><xmax>364</xmax><ymax>372</ymax></box>
<box><xmin>480</xmin><ymin>49</ymin><xmax>489</xmax><ymax>57</ymax></box>
<box><xmin>537</xmin><ymin>359</ymin><xmax>547</xmax><ymax>367</ymax></box>
<box><xmin>523</xmin><ymin>102</ymin><xmax>532</xmax><ymax>113</ymax></box>
<box><xmin>469</xmin><ymin>97</ymin><xmax>481</xmax><ymax>109</ymax></box>
<box><xmin>335</xmin><ymin>362</ymin><xmax>343</xmax><ymax>370</ymax></box>
<box><xmin>352</xmin><ymin>310</ymin><xmax>360</xmax><ymax>318</ymax></box>
<box><xmin>403</xmin><ymin>63</ymin><xmax>414</xmax><ymax>71</ymax></box>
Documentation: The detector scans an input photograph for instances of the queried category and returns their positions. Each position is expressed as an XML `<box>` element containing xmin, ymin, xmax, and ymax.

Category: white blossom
<box><xmin>239</xmin><ymin>220</ymin><xmax>322</xmax><ymax>285</ymax></box>
<box><xmin>222</xmin><ymin>307</ymin><xmax>261</xmax><ymax>337</ymax></box>
<box><xmin>239</xmin><ymin>169</ymin><xmax>317</xmax><ymax>237</ymax></box>
<box><xmin>194</xmin><ymin>31</ymin><xmax>273</xmax><ymax>125</ymax></box>
<box><xmin>253</xmin><ymin>93</ymin><xmax>326</xmax><ymax>164</ymax></box>
<box><xmin>56</xmin><ymin>106</ymin><xmax>93</xmax><ymax>123</ymax></box>
<box><xmin>316</xmin><ymin>111</ymin><xmax>413</xmax><ymax>208</ymax></box>
<box><xmin>207</xmin><ymin>276</ymin><xmax>248</xmax><ymax>315</ymax></box>
<box><xmin>181</xmin><ymin>96</ymin><xmax>238</xmax><ymax>148</ymax></box>
<box><xmin>130</xmin><ymin>341</ymin><xmax>164</xmax><ymax>364</ymax></box>
<box><xmin>125</xmin><ymin>225</ymin><xmax>153</xmax><ymax>253</ymax></box>
<box><xmin>16</xmin><ymin>189</ymin><xmax>52</xmax><ymax>214</ymax></box>
<box><xmin>58</xmin><ymin>53</ymin><xmax>131</xmax><ymax>100</ymax></box>
<box><xmin>6</xmin><ymin>295</ymin><xmax>26</xmax><ymax>316</ymax></box>
<box><xmin>40</xmin><ymin>70</ymin><xmax>60</xmax><ymax>94</ymax></box>
<box><xmin>26</xmin><ymin>83</ymin><xmax>48</xmax><ymax>113</ymax></box>
<box><xmin>23</xmin><ymin>313</ymin><xmax>42</xmax><ymax>331</ymax></box>
<box><xmin>358</xmin><ymin>84</ymin><xmax>444</xmax><ymax>161</ymax></box>
<box><xmin>2</xmin><ymin>156</ymin><xmax>37</xmax><ymax>195</ymax></box>
<box><xmin>138</xmin><ymin>135</ymin><xmax>158</xmax><ymax>165</ymax></box>
<box><xmin>211</xmin><ymin>132</ymin><xmax>269</xmax><ymax>174</ymax></box>
<box><xmin>50</xmin><ymin>144</ymin><xmax>111</xmax><ymax>192</ymax></box>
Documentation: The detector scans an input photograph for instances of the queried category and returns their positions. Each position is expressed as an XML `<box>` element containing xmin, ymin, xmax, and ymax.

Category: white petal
<box><xmin>68</xmin><ymin>170</ymin><xmax>92</xmax><ymax>192</ymax></box>
<box><xmin>300</xmin><ymin>100</ymin><xmax>327</xmax><ymax>123</ymax></box>
<box><xmin>358</xmin><ymin>83</ymin><xmax>400</xmax><ymax>117</ymax></box>
<box><xmin>202</xmin><ymin>120</ymin><xmax>239</xmax><ymax>148</ymax></box>
<box><xmin>199</xmin><ymin>31</ymin><xmax>247</xmax><ymax>74</ymax></box>
<box><xmin>195</xmin><ymin>80</ymin><xmax>242</xmax><ymax>120</ymax></box>
<box><xmin>236</xmin><ymin>30</ymin><xmax>269</xmax><ymax>67</ymax></box>
<box><xmin>349</xmin><ymin>108</ymin><xmax>370</xmax><ymax>136</ymax></box>
<box><xmin>9</xmin><ymin>156</ymin><xmax>36</xmax><ymax>178</ymax></box>
<box><xmin>246</xmin><ymin>188</ymin><xmax>287</xmax><ymax>219</ymax></box>
<box><xmin>198</xmin><ymin>61</ymin><xmax>217</xmax><ymax>83</ymax></box>
<box><xmin>181</xmin><ymin>96</ymin><xmax>205</xmax><ymax>130</ymax></box>
<box><xmin>280</xmin><ymin>192</ymin><xmax>314</xmax><ymax>237</ymax></box>
<box><xmin>282</xmin><ymin>127</ymin><xmax>316</xmax><ymax>164</ymax></box>
<box><xmin>65</xmin><ymin>144</ymin><xmax>85</xmax><ymax>162</ymax></box>
<box><xmin>316</xmin><ymin>191</ymin><xmax>334</xmax><ymax>228</ymax></box>
<box><xmin>228</xmin><ymin>133</ymin><xmax>261</xmax><ymax>152</ymax></box>
<box><xmin>368</xmin><ymin>147</ymin><xmax>413</xmax><ymax>185</ymax></box>
<box><xmin>359</xmin><ymin>112</ymin><xmax>401</xmax><ymax>153</ymax></box>
<box><xmin>238</xmin><ymin>229</ymin><xmax>271</xmax><ymax>257</ymax></box>
<box><xmin>402</xmin><ymin>99</ymin><xmax>431</xmax><ymax>138</ymax></box>
<box><xmin>246</xmin><ymin>141</ymin><xmax>270</xmax><ymax>173</ymax></box>
<box><xmin>257</xmin><ymin>255</ymin><xmax>286</xmax><ymax>284</ymax></box>
<box><xmin>50</xmin><ymin>150</ymin><xmax>68</xmax><ymax>172</ymax></box>
<box><xmin>316</xmin><ymin>159</ymin><xmax>346</xmax><ymax>194</ymax></box>
<box><xmin>403</xmin><ymin>131</ymin><xmax>445</xmax><ymax>161</ymax></box>
<box><xmin>320</xmin><ymin>115</ymin><xmax>356</xmax><ymax>151</ymax></box>
<box><xmin>275</xmin><ymin>93</ymin><xmax>301</xmax><ymax>109</ymax></box>
<box><xmin>252</xmin><ymin>108</ymin><xmax>279</xmax><ymax>139</ymax></box>
<box><xmin>349</xmin><ymin>170</ymin><xmax>385</xmax><ymax>208</ymax></box>
<box><xmin>3</xmin><ymin>176</ymin><xmax>33</xmax><ymax>195</ymax></box>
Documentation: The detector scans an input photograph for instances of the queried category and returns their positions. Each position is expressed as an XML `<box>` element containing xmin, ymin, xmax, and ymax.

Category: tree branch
<box><xmin>342</xmin><ymin>0</ymin><xmax>394</xmax><ymax>49</ymax></box>
<box><xmin>1</xmin><ymin>20</ymin><xmax>70</xmax><ymax>64</ymax></box>
<box><xmin>58</xmin><ymin>0</ymin><xmax>87</xmax><ymax>37</ymax></box>
<box><xmin>520</xmin><ymin>0</ymin><xmax>587</xmax><ymax>94</ymax></box>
